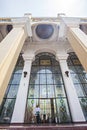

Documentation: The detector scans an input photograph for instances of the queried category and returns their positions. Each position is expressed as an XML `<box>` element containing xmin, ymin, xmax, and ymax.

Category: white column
<box><xmin>11</xmin><ymin>54</ymin><xmax>34</xmax><ymax>123</ymax></box>
<box><xmin>56</xmin><ymin>54</ymin><xmax>85</xmax><ymax>122</ymax></box>
<box><xmin>0</xmin><ymin>26</ymin><xmax>27</xmax><ymax>105</ymax></box>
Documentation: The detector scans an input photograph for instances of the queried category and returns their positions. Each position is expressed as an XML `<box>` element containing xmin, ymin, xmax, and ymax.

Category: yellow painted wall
<box><xmin>67</xmin><ymin>27</ymin><xmax>87</xmax><ymax>72</ymax></box>
<box><xmin>0</xmin><ymin>27</ymin><xmax>27</xmax><ymax>105</ymax></box>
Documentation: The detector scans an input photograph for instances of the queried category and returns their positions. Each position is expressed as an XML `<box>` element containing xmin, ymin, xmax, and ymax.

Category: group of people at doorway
<box><xmin>34</xmin><ymin>105</ymin><xmax>41</xmax><ymax>124</ymax></box>
<box><xmin>33</xmin><ymin>105</ymin><xmax>51</xmax><ymax>124</ymax></box>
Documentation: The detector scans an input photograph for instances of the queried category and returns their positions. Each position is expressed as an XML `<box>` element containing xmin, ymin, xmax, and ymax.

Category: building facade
<box><xmin>0</xmin><ymin>14</ymin><xmax>87</xmax><ymax>124</ymax></box>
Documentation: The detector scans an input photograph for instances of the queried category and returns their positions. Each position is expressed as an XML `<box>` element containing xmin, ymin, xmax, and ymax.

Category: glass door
<box><xmin>24</xmin><ymin>98</ymin><xmax>57</xmax><ymax>124</ymax></box>
<box><xmin>39</xmin><ymin>98</ymin><xmax>56</xmax><ymax>123</ymax></box>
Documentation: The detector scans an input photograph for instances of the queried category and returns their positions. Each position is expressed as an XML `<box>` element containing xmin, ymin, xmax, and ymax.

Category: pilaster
<box><xmin>11</xmin><ymin>54</ymin><xmax>35</xmax><ymax>123</ymax></box>
<box><xmin>24</xmin><ymin>13</ymin><xmax>32</xmax><ymax>37</ymax></box>
<box><xmin>56</xmin><ymin>54</ymin><xmax>85</xmax><ymax>122</ymax></box>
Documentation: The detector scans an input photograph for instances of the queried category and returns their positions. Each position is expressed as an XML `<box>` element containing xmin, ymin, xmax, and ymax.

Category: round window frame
<box><xmin>35</xmin><ymin>24</ymin><xmax>54</xmax><ymax>39</ymax></box>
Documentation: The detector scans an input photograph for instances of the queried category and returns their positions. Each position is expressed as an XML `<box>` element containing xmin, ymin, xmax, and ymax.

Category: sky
<box><xmin>0</xmin><ymin>0</ymin><xmax>87</xmax><ymax>17</ymax></box>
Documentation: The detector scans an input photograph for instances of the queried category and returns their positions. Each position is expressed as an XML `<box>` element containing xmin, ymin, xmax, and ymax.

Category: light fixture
<box><xmin>24</xmin><ymin>71</ymin><xmax>28</xmax><ymax>77</ymax></box>
<box><xmin>65</xmin><ymin>71</ymin><xmax>69</xmax><ymax>77</ymax></box>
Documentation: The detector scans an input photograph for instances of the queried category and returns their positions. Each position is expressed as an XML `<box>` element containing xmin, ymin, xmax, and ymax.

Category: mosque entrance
<box><xmin>39</xmin><ymin>98</ymin><xmax>56</xmax><ymax>123</ymax></box>
<box><xmin>24</xmin><ymin>53</ymin><xmax>72</xmax><ymax>124</ymax></box>
<box><xmin>24</xmin><ymin>98</ymin><xmax>56</xmax><ymax>124</ymax></box>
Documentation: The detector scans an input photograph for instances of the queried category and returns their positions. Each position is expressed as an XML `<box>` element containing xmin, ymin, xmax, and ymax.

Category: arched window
<box><xmin>24</xmin><ymin>53</ymin><xmax>71</xmax><ymax>124</ymax></box>
<box><xmin>67</xmin><ymin>52</ymin><xmax>87</xmax><ymax>120</ymax></box>
<box><xmin>0</xmin><ymin>54</ymin><xmax>24</xmax><ymax>123</ymax></box>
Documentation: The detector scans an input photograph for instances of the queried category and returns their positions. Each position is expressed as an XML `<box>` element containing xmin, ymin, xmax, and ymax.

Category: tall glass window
<box><xmin>24</xmin><ymin>53</ymin><xmax>72</xmax><ymax>124</ymax></box>
<box><xmin>67</xmin><ymin>52</ymin><xmax>87</xmax><ymax>120</ymax></box>
<box><xmin>0</xmin><ymin>54</ymin><xmax>24</xmax><ymax>123</ymax></box>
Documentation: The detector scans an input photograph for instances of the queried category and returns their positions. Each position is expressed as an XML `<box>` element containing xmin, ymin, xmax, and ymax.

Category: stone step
<box><xmin>0</xmin><ymin>125</ymin><xmax>87</xmax><ymax>130</ymax></box>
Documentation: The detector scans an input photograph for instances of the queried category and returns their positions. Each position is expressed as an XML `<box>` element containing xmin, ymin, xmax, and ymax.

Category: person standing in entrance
<box><xmin>34</xmin><ymin>105</ymin><xmax>41</xmax><ymax>124</ymax></box>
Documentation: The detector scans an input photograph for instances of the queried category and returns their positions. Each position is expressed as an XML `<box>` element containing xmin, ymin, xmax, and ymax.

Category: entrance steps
<box><xmin>0</xmin><ymin>124</ymin><xmax>87</xmax><ymax>130</ymax></box>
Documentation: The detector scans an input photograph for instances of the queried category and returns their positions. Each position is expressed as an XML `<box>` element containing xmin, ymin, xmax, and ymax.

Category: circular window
<box><xmin>36</xmin><ymin>24</ymin><xmax>54</xmax><ymax>39</ymax></box>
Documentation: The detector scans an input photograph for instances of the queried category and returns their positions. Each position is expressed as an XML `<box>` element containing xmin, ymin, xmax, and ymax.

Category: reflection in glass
<box><xmin>79</xmin><ymin>74</ymin><xmax>87</xmax><ymax>83</ymax></box>
<box><xmin>10</xmin><ymin>74</ymin><xmax>22</xmax><ymax>84</ymax></box>
<box><xmin>83</xmin><ymin>84</ymin><xmax>87</xmax><ymax>95</ymax></box>
<box><xmin>40</xmin><ymin>74</ymin><xmax>46</xmax><ymax>84</ymax></box>
<box><xmin>46</xmin><ymin>74</ymin><xmax>53</xmax><ymax>84</ymax></box>
<box><xmin>52</xmin><ymin>66</ymin><xmax>61</xmax><ymax>73</ymax></box>
<box><xmin>46</xmin><ymin>66</ymin><xmax>52</xmax><ymax>73</ymax></box>
<box><xmin>74</xmin><ymin>84</ymin><xmax>85</xmax><ymax>97</ymax></box>
<box><xmin>54</xmin><ymin>74</ymin><xmax>63</xmax><ymax>85</ymax></box>
<box><xmin>79</xmin><ymin>98</ymin><xmax>87</xmax><ymax>120</ymax></box>
<box><xmin>0</xmin><ymin>99</ymin><xmax>15</xmax><ymax>123</ymax></box>
<box><xmin>70</xmin><ymin>73</ymin><xmax>80</xmax><ymax>83</ymax></box>
<box><xmin>47</xmin><ymin>85</ymin><xmax>54</xmax><ymax>98</ymax></box>
<box><xmin>40</xmin><ymin>85</ymin><xmax>46</xmax><ymax>98</ymax></box>
<box><xmin>39</xmin><ymin>66</ymin><xmax>46</xmax><ymax>73</ymax></box>
<box><xmin>68</xmin><ymin>66</ymin><xmax>76</xmax><ymax>73</ymax></box>
<box><xmin>14</xmin><ymin>67</ymin><xmax>23</xmax><ymax>73</ymax></box>
<box><xmin>7</xmin><ymin>85</ymin><xmax>19</xmax><ymax>98</ymax></box>
<box><xmin>55</xmin><ymin>84</ymin><xmax>66</xmax><ymax>97</ymax></box>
